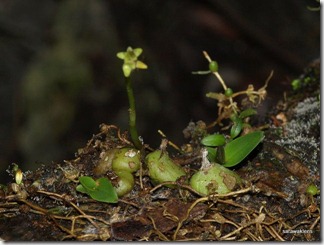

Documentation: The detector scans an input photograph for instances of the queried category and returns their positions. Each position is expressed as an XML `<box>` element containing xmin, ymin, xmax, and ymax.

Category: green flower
<box><xmin>117</xmin><ymin>47</ymin><xmax>148</xmax><ymax>77</ymax></box>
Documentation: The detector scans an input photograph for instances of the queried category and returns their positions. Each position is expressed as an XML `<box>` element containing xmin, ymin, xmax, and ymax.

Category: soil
<box><xmin>0</xmin><ymin>60</ymin><xmax>320</xmax><ymax>241</ymax></box>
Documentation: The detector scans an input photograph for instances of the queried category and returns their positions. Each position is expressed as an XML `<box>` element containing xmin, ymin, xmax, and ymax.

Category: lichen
<box><xmin>274</xmin><ymin>96</ymin><xmax>320</xmax><ymax>179</ymax></box>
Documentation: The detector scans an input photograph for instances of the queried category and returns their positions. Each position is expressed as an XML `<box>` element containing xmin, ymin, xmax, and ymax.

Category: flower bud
<box><xmin>209</xmin><ymin>61</ymin><xmax>218</xmax><ymax>72</ymax></box>
<box><xmin>15</xmin><ymin>169</ymin><xmax>23</xmax><ymax>185</ymax></box>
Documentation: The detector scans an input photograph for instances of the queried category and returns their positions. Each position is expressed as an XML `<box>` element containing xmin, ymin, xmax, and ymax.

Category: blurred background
<box><xmin>0</xmin><ymin>0</ymin><xmax>320</xmax><ymax>183</ymax></box>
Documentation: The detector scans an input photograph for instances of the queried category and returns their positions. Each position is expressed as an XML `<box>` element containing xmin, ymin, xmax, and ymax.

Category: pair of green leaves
<box><xmin>230</xmin><ymin>108</ymin><xmax>257</xmax><ymax>139</ymax></box>
<box><xmin>201</xmin><ymin>130</ymin><xmax>264</xmax><ymax>167</ymax></box>
<box><xmin>76</xmin><ymin>176</ymin><xmax>118</xmax><ymax>203</ymax></box>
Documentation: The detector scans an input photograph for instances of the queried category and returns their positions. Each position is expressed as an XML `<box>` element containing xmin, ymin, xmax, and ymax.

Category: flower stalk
<box><xmin>117</xmin><ymin>46</ymin><xmax>148</xmax><ymax>149</ymax></box>
<box><xmin>125</xmin><ymin>75</ymin><xmax>142</xmax><ymax>149</ymax></box>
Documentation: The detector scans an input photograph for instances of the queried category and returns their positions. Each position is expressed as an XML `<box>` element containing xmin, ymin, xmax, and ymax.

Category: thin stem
<box><xmin>203</xmin><ymin>51</ymin><xmax>237</xmax><ymax>114</ymax></box>
<box><xmin>125</xmin><ymin>76</ymin><xmax>142</xmax><ymax>149</ymax></box>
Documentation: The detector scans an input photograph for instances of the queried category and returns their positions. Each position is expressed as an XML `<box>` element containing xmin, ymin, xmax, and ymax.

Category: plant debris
<box><xmin>0</xmin><ymin>123</ymin><xmax>320</xmax><ymax>241</ymax></box>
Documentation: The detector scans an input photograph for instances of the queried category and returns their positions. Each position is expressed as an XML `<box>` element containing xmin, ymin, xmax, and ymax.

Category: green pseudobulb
<box><xmin>145</xmin><ymin>150</ymin><xmax>186</xmax><ymax>186</ymax></box>
<box><xmin>190</xmin><ymin>163</ymin><xmax>241</xmax><ymax>195</ymax></box>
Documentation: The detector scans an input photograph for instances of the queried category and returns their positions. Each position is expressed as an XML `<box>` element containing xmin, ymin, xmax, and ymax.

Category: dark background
<box><xmin>0</xmin><ymin>0</ymin><xmax>320</xmax><ymax>183</ymax></box>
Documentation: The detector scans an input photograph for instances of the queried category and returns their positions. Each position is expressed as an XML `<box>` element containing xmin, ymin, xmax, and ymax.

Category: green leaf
<box><xmin>239</xmin><ymin>108</ymin><xmax>257</xmax><ymax>119</ymax></box>
<box><xmin>89</xmin><ymin>178</ymin><xmax>118</xmax><ymax>203</ymax></box>
<box><xmin>223</xmin><ymin>131</ymin><xmax>264</xmax><ymax>167</ymax></box>
<box><xmin>79</xmin><ymin>176</ymin><xmax>97</xmax><ymax>191</ymax></box>
<box><xmin>77</xmin><ymin>176</ymin><xmax>118</xmax><ymax>203</ymax></box>
<box><xmin>201</xmin><ymin>134</ymin><xmax>226</xmax><ymax>147</ymax></box>
<box><xmin>230</xmin><ymin>113</ymin><xmax>238</xmax><ymax>122</ymax></box>
<box><xmin>206</xmin><ymin>147</ymin><xmax>216</xmax><ymax>162</ymax></box>
<box><xmin>230</xmin><ymin>119</ymin><xmax>242</xmax><ymax>139</ymax></box>
<box><xmin>76</xmin><ymin>184</ymin><xmax>87</xmax><ymax>193</ymax></box>
<box><xmin>216</xmin><ymin>145</ymin><xmax>225</xmax><ymax>164</ymax></box>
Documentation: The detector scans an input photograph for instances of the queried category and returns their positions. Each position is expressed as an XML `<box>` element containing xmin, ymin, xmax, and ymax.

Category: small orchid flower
<box><xmin>117</xmin><ymin>47</ymin><xmax>147</xmax><ymax>77</ymax></box>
